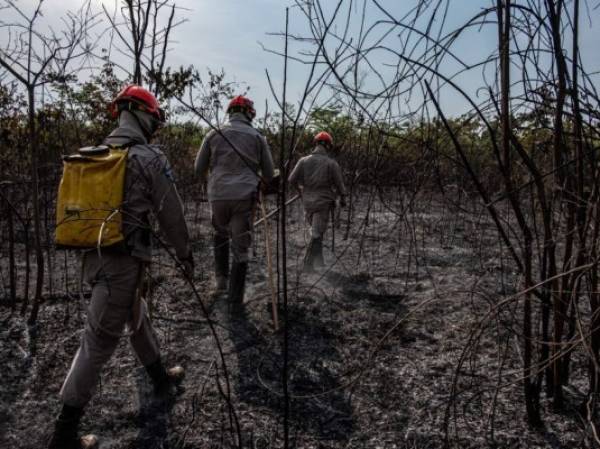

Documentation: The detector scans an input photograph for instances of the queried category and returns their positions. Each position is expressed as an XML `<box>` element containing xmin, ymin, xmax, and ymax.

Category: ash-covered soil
<box><xmin>0</xmin><ymin>192</ymin><xmax>593</xmax><ymax>448</ymax></box>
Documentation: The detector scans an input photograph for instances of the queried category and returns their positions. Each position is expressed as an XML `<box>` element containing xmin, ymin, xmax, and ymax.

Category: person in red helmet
<box><xmin>48</xmin><ymin>85</ymin><xmax>192</xmax><ymax>449</ymax></box>
<box><xmin>195</xmin><ymin>95</ymin><xmax>274</xmax><ymax>310</ymax></box>
<box><xmin>195</xmin><ymin>95</ymin><xmax>273</xmax><ymax>307</ymax></box>
<box><xmin>288</xmin><ymin>131</ymin><xmax>347</xmax><ymax>271</ymax></box>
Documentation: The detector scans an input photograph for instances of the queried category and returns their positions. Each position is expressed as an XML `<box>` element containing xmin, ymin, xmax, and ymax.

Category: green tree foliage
<box><xmin>3</xmin><ymin>68</ymin><xmax>595</xmax><ymax>198</ymax></box>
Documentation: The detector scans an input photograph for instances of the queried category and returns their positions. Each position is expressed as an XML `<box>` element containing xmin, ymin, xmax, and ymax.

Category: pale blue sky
<box><xmin>1</xmin><ymin>0</ymin><xmax>599</xmax><ymax>119</ymax></box>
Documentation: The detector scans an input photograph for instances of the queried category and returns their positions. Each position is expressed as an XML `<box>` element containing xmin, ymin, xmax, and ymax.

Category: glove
<box><xmin>260</xmin><ymin>169</ymin><xmax>280</xmax><ymax>195</ymax></box>
<box><xmin>180</xmin><ymin>253</ymin><xmax>195</xmax><ymax>279</ymax></box>
<box><xmin>340</xmin><ymin>196</ymin><xmax>347</xmax><ymax>208</ymax></box>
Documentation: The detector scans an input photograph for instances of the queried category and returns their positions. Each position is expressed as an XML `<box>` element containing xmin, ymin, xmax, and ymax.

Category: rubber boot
<box><xmin>146</xmin><ymin>358</ymin><xmax>185</xmax><ymax>396</ymax></box>
<box><xmin>303</xmin><ymin>238</ymin><xmax>320</xmax><ymax>272</ymax></box>
<box><xmin>213</xmin><ymin>235</ymin><xmax>229</xmax><ymax>296</ymax></box>
<box><xmin>313</xmin><ymin>237</ymin><xmax>324</xmax><ymax>268</ymax></box>
<box><xmin>228</xmin><ymin>262</ymin><xmax>248</xmax><ymax>314</ymax></box>
<box><xmin>47</xmin><ymin>404</ymin><xmax>90</xmax><ymax>449</ymax></box>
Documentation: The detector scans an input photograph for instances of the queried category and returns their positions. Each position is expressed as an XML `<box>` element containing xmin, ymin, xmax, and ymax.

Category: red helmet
<box><xmin>314</xmin><ymin>131</ymin><xmax>333</xmax><ymax>147</ymax></box>
<box><xmin>110</xmin><ymin>84</ymin><xmax>165</xmax><ymax>122</ymax></box>
<box><xmin>227</xmin><ymin>95</ymin><xmax>256</xmax><ymax>119</ymax></box>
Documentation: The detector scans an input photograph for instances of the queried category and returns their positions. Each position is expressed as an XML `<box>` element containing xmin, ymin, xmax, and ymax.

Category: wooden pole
<box><xmin>331</xmin><ymin>205</ymin><xmax>335</xmax><ymax>253</ymax></box>
<box><xmin>260</xmin><ymin>192</ymin><xmax>279</xmax><ymax>331</ymax></box>
<box><xmin>253</xmin><ymin>194</ymin><xmax>300</xmax><ymax>227</ymax></box>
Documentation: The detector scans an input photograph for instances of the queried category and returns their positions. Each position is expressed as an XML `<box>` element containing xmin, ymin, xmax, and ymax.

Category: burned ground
<box><xmin>0</xmin><ymin>191</ymin><xmax>593</xmax><ymax>448</ymax></box>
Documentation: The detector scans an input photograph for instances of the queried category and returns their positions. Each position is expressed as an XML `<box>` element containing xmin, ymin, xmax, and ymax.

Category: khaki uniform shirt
<box><xmin>194</xmin><ymin>113</ymin><xmax>274</xmax><ymax>201</ymax></box>
<box><xmin>288</xmin><ymin>145</ymin><xmax>347</xmax><ymax>211</ymax></box>
<box><xmin>104</xmin><ymin>111</ymin><xmax>190</xmax><ymax>262</ymax></box>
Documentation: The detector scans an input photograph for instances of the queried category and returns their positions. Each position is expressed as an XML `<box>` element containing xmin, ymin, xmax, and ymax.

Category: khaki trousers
<box><xmin>60</xmin><ymin>252</ymin><xmax>160</xmax><ymax>408</ymax></box>
<box><xmin>305</xmin><ymin>207</ymin><xmax>331</xmax><ymax>239</ymax></box>
<box><xmin>211</xmin><ymin>199</ymin><xmax>254</xmax><ymax>263</ymax></box>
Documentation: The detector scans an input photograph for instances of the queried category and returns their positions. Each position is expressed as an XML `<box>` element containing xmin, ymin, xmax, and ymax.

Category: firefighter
<box><xmin>195</xmin><ymin>95</ymin><xmax>274</xmax><ymax>309</ymax></box>
<box><xmin>288</xmin><ymin>131</ymin><xmax>347</xmax><ymax>271</ymax></box>
<box><xmin>48</xmin><ymin>85</ymin><xmax>193</xmax><ymax>449</ymax></box>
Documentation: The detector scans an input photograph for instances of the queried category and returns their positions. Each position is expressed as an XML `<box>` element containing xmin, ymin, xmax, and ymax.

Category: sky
<box><xmin>1</xmin><ymin>0</ymin><xmax>599</xmax><ymax>120</ymax></box>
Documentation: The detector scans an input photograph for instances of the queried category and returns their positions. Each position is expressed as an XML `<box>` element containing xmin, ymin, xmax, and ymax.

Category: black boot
<box><xmin>146</xmin><ymin>358</ymin><xmax>185</xmax><ymax>396</ymax></box>
<box><xmin>303</xmin><ymin>238</ymin><xmax>323</xmax><ymax>272</ymax></box>
<box><xmin>313</xmin><ymin>237</ymin><xmax>324</xmax><ymax>267</ymax></box>
<box><xmin>303</xmin><ymin>239</ymin><xmax>314</xmax><ymax>272</ymax></box>
<box><xmin>228</xmin><ymin>262</ymin><xmax>248</xmax><ymax>313</ymax></box>
<box><xmin>213</xmin><ymin>235</ymin><xmax>230</xmax><ymax>295</ymax></box>
<box><xmin>47</xmin><ymin>404</ymin><xmax>84</xmax><ymax>449</ymax></box>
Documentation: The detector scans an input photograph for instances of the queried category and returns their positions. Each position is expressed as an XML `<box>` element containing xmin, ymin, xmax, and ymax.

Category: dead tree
<box><xmin>0</xmin><ymin>0</ymin><xmax>98</xmax><ymax>324</ymax></box>
<box><xmin>289</xmin><ymin>0</ymin><xmax>600</xmax><ymax>442</ymax></box>
<box><xmin>102</xmin><ymin>0</ymin><xmax>186</xmax><ymax>94</ymax></box>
